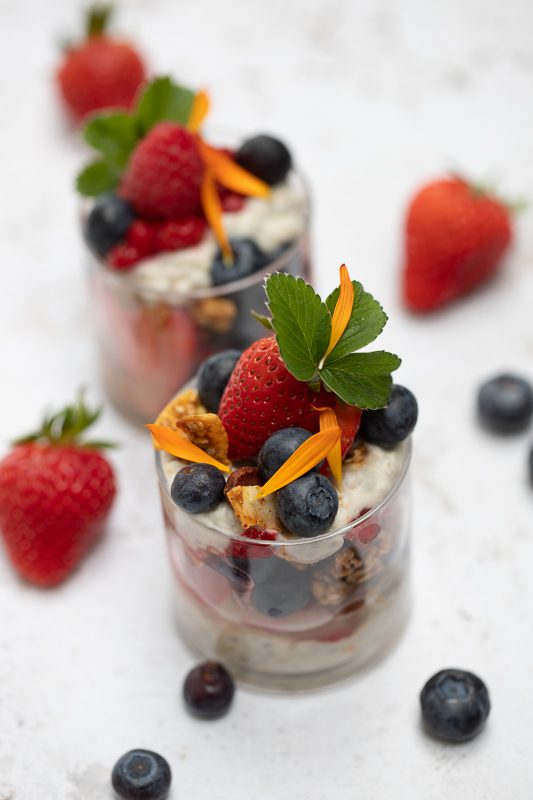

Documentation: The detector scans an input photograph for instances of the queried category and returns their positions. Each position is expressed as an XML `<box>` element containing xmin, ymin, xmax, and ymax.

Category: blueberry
<box><xmin>171</xmin><ymin>463</ymin><xmax>226</xmax><ymax>513</ymax></box>
<box><xmin>420</xmin><ymin>668</ymin><xmax>490</xmax><ymax>742</ymax></box>
<box><xmin>277</xmin><ymin>473</ymin><xmax>338</xmax><ymax>537</ymax></box>
<box><xmin>258</xmin><ymin>427</ymin><xmax>316</xmax><ymax>481</ymax></box>
<box><xmin>477</xmin><ymin>374</ymin><xmax>533</xmax><ymax>434</ymax></box>
<box><xmin>205</xmin><ymin>553</ymin><xmax>252</xmax><ymax>594</ymax></box>
<box><xmin>183</xmin><ymin>661</ymin><xmax>235</xmax><ymax>719</ymax></box>
<box><xmin>250</xmin><ymin>558</ymin><xmax>312</xmax><ymax>617</ymax></box>
<box><xmin>211</xmin><ymin>238</ymin><xmax>266</xmax><ymax>287</ymax></box>
<box><xmin>112</xmin><ymin>749</ymin><xmax>171</xmax><ymax>800</ymax></box>
<box><xmin>235</xmin><ymin>134</ymin><xmax>292</xmax><ymax>185</ymax></box>
<box><xmin>197</xmin><ymin>350</ymin><xmax>241</xmax><ymax>412</ymax></box>
<box><xmin>360</xmin><ymin>384</ymin><xmax>418</xmax><ymax>449</ymax></box>
<box><xmin>84</xmin><ymin>194</ymin><xmax>135</xmax><ymax>257</ymax></box>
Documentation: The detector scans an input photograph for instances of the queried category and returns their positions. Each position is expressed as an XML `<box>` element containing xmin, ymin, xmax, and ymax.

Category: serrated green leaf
<box><xmin>320</xmin><ymin>351</ymin><xmax>401</xmax><ymax>408</ymax></box>
<box><xmin>76</xmin><ymin>159</ymin><xmax>120</xmax><ymax>196</ymax></box>
<box><xmin>324</xmin><ymin>281</ymin><xmax>388</xmax><ymax>363</ymax></box>
<box><xmin>266</xmin><ymin>273</ymin><xmax>331</xmax><ymax>382</ymax></box>
<box><xmin>135</xmin><ymin>77</ymin><xmax>195</xmax><ymax>134</ymax></box>
<box><xmin>83</xmin><ymin>113</ymin><xmax>139</xmax><ymax>168</ymax></box>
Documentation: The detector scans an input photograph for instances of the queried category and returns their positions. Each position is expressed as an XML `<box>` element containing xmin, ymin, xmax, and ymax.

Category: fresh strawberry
<box><xmin>0</xmin><ymin>396</ymin><xmax>116</xmax><ymax>587</ymax></box>
<box><xmin>155</xmin><ymin>215</ymin><xmax>206</xmax><ymax>252</ymax></box>
<box><xmin>220</xmin><ymin>190</ymin><xmax>246</xmax><ymax>213</ymax></box>
<box><xmin>120</xmin><ymin>122</ymin><xmax>204</xmax><ymax>219</ymax></box>
<box><xmin>56</xmin><ymin>5</ymin><xmax>146</xmax><ymax>122</ymax></box>
<box><xmin>335</xmin><ymin>401</ymin><xmax>362</xmax><ymax>458</ymax></box>
<box><xmin>126</xmin><ymin>219</ymin><xmax>157</xmax><ymax>257</ymax></box>
<box><xmin>218</xmin><ymin>337</ymin><xmax>330</xmax><ymax>460</ymax></box>
<box><xmin>402</xmin><ymin>177</ymin><xmax>513</xmax><ymax>312</ymax></box>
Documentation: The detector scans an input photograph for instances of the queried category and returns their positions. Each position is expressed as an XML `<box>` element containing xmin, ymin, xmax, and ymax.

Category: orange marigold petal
<box><xmin>323</xmin><ymin>264</ymin><xmax>354</xmax><ymax>361</ymax></box>
<box><xmin>256</xmin><ymin>427</ymin><xmax>341</xmax><ymax>498</ymax></box>
<box><xmin>188</xmin><ymin>90</ymin><xmax>210</xmax><ymax>133</ymax></box>
<box><xmin>199</xmin><ymin>141</ymin><xmax>270</xmax><ymax>198</ymax></box>
<box><xmin>200</xmin><ymin>169</ymin><xmax>232</xmax><ymax>262</ymax></box>
<box><xmin>315</xmin><ymin>406</ymin><xmax>342</xmax><ymax>484</ymax></box>
<box><xmin>146</xmin><ymin>424</ymin><xmax>230</xmax><ymax>472</ymax></box>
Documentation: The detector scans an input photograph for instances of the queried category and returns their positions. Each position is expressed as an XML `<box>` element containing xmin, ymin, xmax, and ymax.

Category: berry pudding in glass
<box><xmin>77</xmin><ymin>77</ymin><xmax>310</xmax><ymax>424</ymax></box>
<box><xmin>150</xmin><ymin>267</ymin><xmax>417</xmax><ymax>691</ymax></box>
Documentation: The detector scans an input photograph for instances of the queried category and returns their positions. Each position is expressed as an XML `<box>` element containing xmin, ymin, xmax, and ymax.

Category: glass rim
<box><xmin>155</xmin><ymin>435</ymin><xmax>412</xmax><ymax>549</ymax></box>
<box><xmin>81</xmin><ymin>166</ymin><xmax>311</xmax><ymax>303</ymax></box>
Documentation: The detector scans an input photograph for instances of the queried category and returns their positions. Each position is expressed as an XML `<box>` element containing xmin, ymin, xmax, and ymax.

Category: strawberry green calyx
<box><xmin>260</xmin><ymin>267</ymin><xmax>401</xmax><ymax>409</ymax></box>
<box><xmin>14</xmin><ymin>392</ymin><xmax>115</xmax><ymax>449</ymax></box>
<box><xmin>77</xmin><ymin>77</ymin><xmax>195</xmax><ymax>196</ymax></box>
<box><xmin>87</xmin><ymin>4</ymin><xmax>113</xmax><ymax>38</ymax></box>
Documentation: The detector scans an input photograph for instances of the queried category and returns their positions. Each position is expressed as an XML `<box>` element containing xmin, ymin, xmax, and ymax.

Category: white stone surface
<box><xmin>1</xmin><ymin>0</ymin><xmax>533</xmax><ymax>797</ymax></box>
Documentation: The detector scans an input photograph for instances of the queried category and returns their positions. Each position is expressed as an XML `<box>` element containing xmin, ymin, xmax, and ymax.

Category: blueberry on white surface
<box><xmin>235</xmin><ymin>134</ymin><xmax>292</xmax><ymax>185</ymax></box>
<box><xmin>477</xmin><ymin>374</ymin><xmax>533</xmax><ymax>434</ymax></box>
<box><xmin>420</xmin><ymin>668</ymin><xmax>490</xmax><ymax>742</ymax></box>
<box><xmin>258</xmin><ymin>427</ymin><xmax>315</xmax><ymax>481</ymax></box>
<box><xmin>197</xmin><ymin>350</ymin><xmax>241</xmax><ymax>412</ymax></box>
<box><xmin>360</xmin><ymin>384</ymin><xmax>418</xmax><ymax>449</ymax></box>
<box><xmin>183</xmin><ymin>661</ymin><xmax>235</xmax><ymax>719</ymax></box>
<box><xmin>171</xmin><ymin>463</ymin><xmax>226</xmax><ymax>513</ymax></box>
<box><xmin>85</xmin><ymin>193</ymin><xmax>135</xmax><ymax>257</ymax></box>
<box><xmin>112</xmin><ymin>749</ymin><xmax>171</xmax><ymax>800</ymax></box>
<box><xmin>277</xmin><ymin>473</ymin><xmax>338</xmax><ymax>537</ymax></box>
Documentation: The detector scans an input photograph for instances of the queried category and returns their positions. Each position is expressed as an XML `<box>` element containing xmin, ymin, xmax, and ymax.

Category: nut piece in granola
<box><xmin>156</xmin><ymin>388</ymin><xmax>207</xmax><ymax>428</ymax></box>
<box><xmin>224</xmin><ymin>467</ymin><xmax>262</xmax><ymax>496</ymax></box>
<box><xmin>343</xmin><ymin>441</ymin><xmax>368</xmax><ymax>467</ymax></box>
<box><xmin>311</xmin><ymin>544</ymin><xmax>366</xmax><ymax>607</ymax></box>
<box><xmin>226</xmin><ymin>485</ymin><xmax>282</xmax><ymax>530</ymax></box>
<box><xmin>191</xmin><ymin>298</ymin><xmax>238</xmax><ymax>333</ymax></box>
<box><xmin>175</xmin><ymin>414</ymin><xmax>230</xmax><ymax>466</ymax></box>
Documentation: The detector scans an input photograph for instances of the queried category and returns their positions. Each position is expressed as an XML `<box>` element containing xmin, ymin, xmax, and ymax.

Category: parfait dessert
<box><xmin>150</xmin><ymin>266</ymin><xmax>417</xmax><ymax>690</ymax></box>
<box><xmin>77</xmin><ymin>77</ymin><xmax>310</xmax><ymax>423</ymax></box>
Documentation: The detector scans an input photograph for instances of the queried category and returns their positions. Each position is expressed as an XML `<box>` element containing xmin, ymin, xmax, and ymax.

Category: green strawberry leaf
<box><xmin>324</xmin><ymin>281</ymin><xmax>388</xmax><ymax>363</ymax></box>
<box><xmin>83</xmin><ymin>113</ymin><xmax>139</xmax><ymax>169</ymax></box>
<box><xmin>320</xmin><ymin>351</ymin><xmax>401</xmax><ymax>408</ymax></box>
<box><xmin>251</xmin><ymin>310</ymin><xmax>274</xmax><ymax>330</ymax></box>
<box><xmin>135</xmin><ymin>77</ymin><xmax>195</xmax><ymax>135</ymax></box>
<box><xmin>266</xmin><ymin>273</ymin><xmax>331</xmax><ymax>382</ymax></box>
<box><xmin>76</xmin><ymin>159</ymin><xmax>120</xmax><ymax>196</ymax></box>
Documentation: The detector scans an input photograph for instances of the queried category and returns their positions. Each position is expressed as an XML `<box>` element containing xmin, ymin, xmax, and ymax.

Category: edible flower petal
<box><xmin>200</xmin><ymin>169</ymin><xmax>232</xmax><ymax>263</ymax></box>
<box><xmin>313</xmin><ymin>406</ymin><xmax>342</xmax><ymax>484</ymax></box>
<box><xmin>321</xmin><ymin>264</ymin><xmax>354</xmax><ymax>364</ymax></box>
<box><xmin>187</xmin><ymin>90</ymin><xmax>210</xmax><ymax>133</ymax></box>
<box><xmin>146</xmin><ymin>423</ymin><xmax>230</xmax><ymax>472</ymax></box>
<box><xmin>256</xmin><ymin>426</ymin><xmax>341</xmax><ymax>498</ymax></box>
<box><xmin>198</xmin><ymin>141</ymin><xmax>271</xmax><ymax>198</ymax></box>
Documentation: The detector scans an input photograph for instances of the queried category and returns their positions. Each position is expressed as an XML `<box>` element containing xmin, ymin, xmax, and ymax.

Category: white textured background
<box><xmin>1</xmin><ymin>0</ymin><xmax>533</xmax><ymax>797</ymax></box>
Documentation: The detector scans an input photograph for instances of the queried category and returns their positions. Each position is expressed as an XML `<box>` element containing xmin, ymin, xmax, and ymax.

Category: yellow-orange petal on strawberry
<box><xmin>313</xmin><ymin>406</ymin><xmax>342</xmax><ymax>484</ymax></box>
<box><xmin>322</xmin><ymin>264</ymin><xmax>354</xmax><ymax>362</ymax></box>
<box><xmin>198</xmin><ymin>140</ymin><xmax>270</xmax><ymax>198</ymax></box>
<box><xmin>256</xmin><ymin>426</ymin><xmax>341</xmax><ymax>498</ymax></box>
<box><xmin>188</xmin><ymin>90</ymin><xmax>210</xmax><ymax>133</ymax></box>
<box><xmin>200</xmin><ymin>168</ymin><xmax>232</xmax><ymax>263</ymax></box>
<box><xmin>146</xmin><ymin>424</ymin><xmax>230</xmax><ymax>472</ymax></box>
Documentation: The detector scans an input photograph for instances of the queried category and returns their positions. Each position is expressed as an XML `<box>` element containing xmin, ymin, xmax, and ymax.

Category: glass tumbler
<box><xmin>156</xmin><ymin>429</ymin><xmax>412</xmax><ymax>692</ymax></box>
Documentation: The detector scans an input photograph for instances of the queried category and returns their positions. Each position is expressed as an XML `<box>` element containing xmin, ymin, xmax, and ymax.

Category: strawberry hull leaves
<box><xmin>266</xmin><ymin>274</ymin><xmax>331</xmax><ymax>382</ymax></box>
<box><xmin>263</xmin><ymin>271</ymin><xmax>400</xmax><ymax>409</ymax></box>
<box><xmin>77</xmin><ymin>77</ymin><xmax>196</xmax><ymax>197</ymax></box>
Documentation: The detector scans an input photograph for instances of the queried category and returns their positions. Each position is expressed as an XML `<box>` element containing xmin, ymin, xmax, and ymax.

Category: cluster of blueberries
<box><xmin>83</xmin><ymin>134</ymin><xmax>295</xmax><ymax>286</ymax></box>
<box><xmin>110</xmin><ymin>663</ymin><xmax>490</xmax><ymax>799</ymax></box>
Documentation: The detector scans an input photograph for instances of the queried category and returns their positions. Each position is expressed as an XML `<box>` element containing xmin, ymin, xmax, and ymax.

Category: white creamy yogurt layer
<box><xmin>130</xmin><ymin>182</ymin><xmax>306</xmax><ymax>295</ymax></box>
<box><xmin>161</xmin><ymin>440</ymin><xmax>407</xmax><ymax>545</ymax></box>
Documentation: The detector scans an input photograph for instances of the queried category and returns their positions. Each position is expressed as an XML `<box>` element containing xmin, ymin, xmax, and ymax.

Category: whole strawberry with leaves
<box><xmin>0</xmin><ymin>395</ymin><xmax>116</xmax><ymax>587</ymax></box>
<box><xmin>57</xmin><ymin>4</ymin><xmax>146</xmax><ymax>122</ymax></box>
<box><xmin>219</xmin><ymin>268</ymin><xmax>400</xmax><ymax>460</ymax></box>
<box><xmin>402</xmin><ymin>176</ymin><xmax>514</xmax><ymax>312</ymax></box>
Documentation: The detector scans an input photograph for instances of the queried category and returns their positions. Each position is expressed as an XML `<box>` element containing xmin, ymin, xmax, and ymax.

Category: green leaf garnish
<box><xmin>135</xmin><ymin>77</ymin><xmax>195</xmax><ymax>135</ymax></box>
<box><xmin>262</xmin><ymin>270</ymin><xmax>402</xmax><ymax>409</ymax></box>
<box><xmin>251</xmin><ymin>310</ymin><xmax>274</xmax><ymax>330</ymax></box>
<box><xmin>266</xmin><ymin>273</ymin><xmax>331</xmax><ymax>383</ymax></box>
<box><xmin>83</xmin><ymin>113</ymin><xmax>139</xmax><ymax>169</ymax></box>
<box><xmin>321</xmin><ymin>351</ymin><xmax>401</xmax><ymax>408</ymax></box>
<box><xmin>76</xmin><ymin>159</ymin><xmax>120</xmax><ymax>196</ymax></box>
<box><xmin>324</xmin><ymin>281</ymin><xmax>387</xmax><ymax>362</ymax></box>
